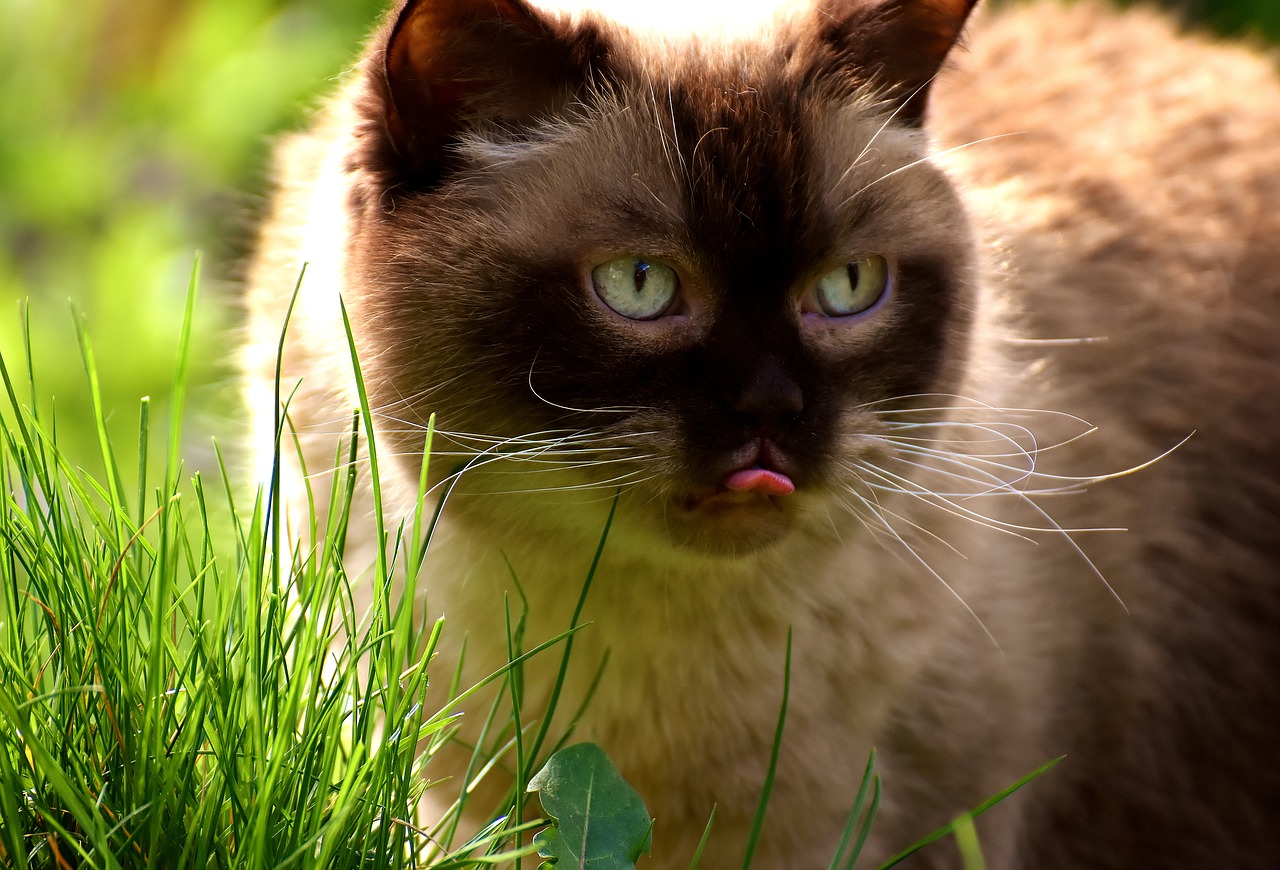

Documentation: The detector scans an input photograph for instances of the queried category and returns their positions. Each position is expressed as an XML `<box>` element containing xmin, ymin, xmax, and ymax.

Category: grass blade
<box><xmin>741</xmin><ymin>627</ymin><xmax>792</xmax><ymax>869</ymax></box>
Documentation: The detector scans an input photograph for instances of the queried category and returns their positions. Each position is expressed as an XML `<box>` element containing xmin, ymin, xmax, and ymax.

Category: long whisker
<box><xmin>525</xmin><ymin>350</ymin><xmax>646</xmax><ymax>416</ymax></box>
<box><xmin>839</xmin><ymin>484</ymin><xmax>1000</xmax><ymax>648</ymax></box>
<box><xmin>855</xmin><ymin>459</ymin><xmax>1121</xmax><ymax>536</ymax></box>
<box><xmin>845</xmin><ymin>482</ymin><xmax>969</xmax><ymax>559</ymax></box>
<box><xmin>837</xmin><ymin>74</ymin><xmax>944</xmax><ymax>188</ymax></box>
<box><xmin>841</xmin><ymin>132</ymin><xmax>1025</xmax><ymax>208</ymax></box>
<box><xmin>854</xmin><ymin>443</ymin><xmax>1132</xmax><ymax>611</ymax></box>
<box><xmin>883</xmin><ymin>449</ymin><xmax>1037</xmax><ymax>498</ymax></box>
<box><xmin>882</xmin><ymin>430</ymin><xmax>1192</xmax><ymax>491</ymax></box>
<box><xmin>469</xmin><ymin>469</ymin><xmax>658</xmax><ymax>497</ymax></box>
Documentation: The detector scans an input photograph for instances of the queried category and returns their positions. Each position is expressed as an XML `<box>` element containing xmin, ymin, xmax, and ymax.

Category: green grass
<box><xmin>0</xmin><ymin>273</ymin><xmax>587</xmax><ymax>867</ymax></box>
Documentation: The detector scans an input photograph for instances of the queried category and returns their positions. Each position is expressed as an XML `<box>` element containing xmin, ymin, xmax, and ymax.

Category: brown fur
<box><xmin>243</xmin><ymin>1</ymin><xmax>1280</xmax><ymax>866</ymax></box>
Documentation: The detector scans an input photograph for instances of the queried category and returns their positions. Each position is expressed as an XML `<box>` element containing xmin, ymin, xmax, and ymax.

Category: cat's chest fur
<box><xmin>244</xmin><ymin>0</ymin><xmax>1280</xmax><ymax>866</ymax></box>
<box><xmin>418</xmin><ymin>489</ymin><xmax>1049</xmax><ymax>864</ymax></box>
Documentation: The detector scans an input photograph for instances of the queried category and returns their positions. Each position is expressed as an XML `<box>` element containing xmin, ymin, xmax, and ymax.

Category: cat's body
<box><xmin>244</xmin><ymin>0</ymin><xmax>1280</xmax><ymax>866</ymax></box>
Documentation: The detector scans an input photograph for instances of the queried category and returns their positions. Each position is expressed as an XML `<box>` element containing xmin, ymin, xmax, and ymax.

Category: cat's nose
<box><xmin>732</xmin><ymin>357</ymin><xmax>804</xmax><ymax>431</ymax></box>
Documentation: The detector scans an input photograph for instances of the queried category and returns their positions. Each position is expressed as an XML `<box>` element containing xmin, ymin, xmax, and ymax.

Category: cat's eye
<box><xmin>806</xmin><ymin>256</ymin><xmax>891</xmax><ymax>317</ymax></box>
<box><xmin>592</xmin><ymin>257</ymin><xmax>680</xmax><ymax>320</ymax></box>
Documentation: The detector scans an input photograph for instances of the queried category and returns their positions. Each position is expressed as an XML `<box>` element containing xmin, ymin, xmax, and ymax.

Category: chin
<box><xmin>654</xmin><ymin>491</ymin><xmax>801</xmax><ymax>558</ymax></box>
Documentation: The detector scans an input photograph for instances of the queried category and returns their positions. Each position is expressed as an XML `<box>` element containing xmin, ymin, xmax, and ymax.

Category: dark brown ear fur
<box><xmin>813</xmin><ymin>0</ymin><xmax>977</xmax><ymax>124</ymax></box>
<box><xmin>371</xmin><ymin>0</ymin><xmax>608</xmax><ymax>187</ymax></box>
<box><xmin>361</xmin><ymin>0</ymin><xmax>973</xmax><ymax>188</ymax></box>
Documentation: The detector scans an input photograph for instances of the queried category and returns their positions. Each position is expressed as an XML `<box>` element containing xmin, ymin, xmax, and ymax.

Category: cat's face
<box><xmin>342</xmin><ymin>0</ymin><xmax>978</xmax><ymax>557</ymax></box>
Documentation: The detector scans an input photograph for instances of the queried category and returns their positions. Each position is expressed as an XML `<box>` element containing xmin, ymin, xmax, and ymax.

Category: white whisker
<box><xmin>837</xmin><ymin>74</ymin><xmax>944</xmax><ymax>189</ymax></box>
<box><xmin>840</xmin><ymin>480</ymin><xmax>1000</xmax><ymax>648</ymax></box>
<box><xmin>845</xmin><ymin>481</ymin><xmax>969</xmax><ymax>559</ymax></box>
<box><xmin>841</xmin><ymin>132</ymin><xmax>1025</xmax><ymax>208</ymax></box>
<box><xmin>526</xmin><ymin>351</ymin><xmax>647</xmax><ymax>416</ymax></box>
<box><xmin>855</xmin><ymin>459</ymin><xmax>1120</xmax><ymax>537</ymax></box>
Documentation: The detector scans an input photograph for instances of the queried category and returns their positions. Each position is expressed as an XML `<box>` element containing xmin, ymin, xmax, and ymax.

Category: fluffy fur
<box><xmin>243</xmin><ymin>1</ymin><xmax>1280</xmax><ymax>866</ymax></box>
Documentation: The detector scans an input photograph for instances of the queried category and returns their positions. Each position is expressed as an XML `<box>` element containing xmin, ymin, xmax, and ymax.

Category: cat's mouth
<box><xmin>680</xmin><ymin>440</ymin><xmax>797</xmax><ymax>512</ymax></box>
<box><xmin>680</xmin><ymin>473</ymin><xmax>793</xmax><ymax>513</ymax></box>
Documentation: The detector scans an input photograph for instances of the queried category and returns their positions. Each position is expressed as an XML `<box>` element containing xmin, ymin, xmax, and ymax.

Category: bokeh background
<box><xmin>1</xmin><ymin>0</ymin><xmax>1277</xmax><ymax>475</ymax></box>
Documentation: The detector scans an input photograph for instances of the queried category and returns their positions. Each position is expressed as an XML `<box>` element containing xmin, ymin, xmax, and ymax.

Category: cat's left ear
<box><xmin>374</xmin><ymin>0</ymin><xmax>603</xmax><ymax>184</ymax></box>
<box><xmin>813</xmin><ymin>0</ymin><xmax>978</xmax><ymax>125</ymax></box>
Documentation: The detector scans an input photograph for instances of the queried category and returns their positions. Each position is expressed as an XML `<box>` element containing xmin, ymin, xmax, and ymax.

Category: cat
<box><xmin>242</xmin><ymin>0</ymin><xmax>1280</xmax><ymax>866</ymax></box>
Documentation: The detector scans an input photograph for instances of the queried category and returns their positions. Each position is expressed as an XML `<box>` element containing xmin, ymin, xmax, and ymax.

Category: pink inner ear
<box><xmin>723</xmin><ymin>467</ymin><xmax>796</xmax><ymax>496</ymax></box>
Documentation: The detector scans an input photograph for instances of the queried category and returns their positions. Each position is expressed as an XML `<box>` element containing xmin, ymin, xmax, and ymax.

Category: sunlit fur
<box><xmin>244</xmin><ymin>1</ymin><xmax>1280</xmax><ymax>867</ymax></box>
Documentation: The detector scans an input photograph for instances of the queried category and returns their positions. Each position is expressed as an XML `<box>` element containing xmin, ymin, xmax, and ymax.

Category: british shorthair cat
<box><xmin>244</xmin><ymin>0</ymin><xmax>1280</xmax><ymax>865</ymax></box>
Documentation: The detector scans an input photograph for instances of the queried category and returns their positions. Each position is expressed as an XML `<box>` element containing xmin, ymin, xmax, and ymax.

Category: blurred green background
<box><xmin>1</xmin><ymin>0</ymin><xmax>1277</xmax><ymax>476</ymax></box>
<box><xmin>0</xmin><ymin>0</ymin><xmax>385</xmax><ymax>475</ymax></box>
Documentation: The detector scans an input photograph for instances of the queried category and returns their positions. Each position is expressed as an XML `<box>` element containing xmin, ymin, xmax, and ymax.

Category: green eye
<box><xmin>809</xmin><ymin>255</ymin><xmax>891</xmax><ymax>317</ymax></box>
<box><xmin>592</xmin><ymin>257</ymin><xmax>680</xmax><ymax>320</ymax></box>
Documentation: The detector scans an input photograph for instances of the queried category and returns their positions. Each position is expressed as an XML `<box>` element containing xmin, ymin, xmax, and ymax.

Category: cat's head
<box><xmin>340</xmin><ymin>0</ymin><xmax>979</xmax><ymax>558</ymax></box>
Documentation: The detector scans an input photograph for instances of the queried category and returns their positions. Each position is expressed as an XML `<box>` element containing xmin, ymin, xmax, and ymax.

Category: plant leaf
<box><xmin>877</xmin><ymin>756</ymin><xmax>1062</xmax><ymax>869</ymax></box>
<box><xmin>529</xmin><ymin>742</ymin><xmax>653</xmax><ymax>868</ymax></box>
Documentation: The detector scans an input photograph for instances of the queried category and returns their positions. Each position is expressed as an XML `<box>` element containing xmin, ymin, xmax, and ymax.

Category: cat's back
<box><xmin>935</xmin><ymin>1</ymin><xmax>1280</xmax><ymax>335</ymax></box>
<box><xmin>933</xmin><ymin>5</ymin><xmax>1280</xmax><ymax>866</ymax></box>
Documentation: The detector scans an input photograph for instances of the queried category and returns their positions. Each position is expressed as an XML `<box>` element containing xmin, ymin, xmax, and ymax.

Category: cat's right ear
<box><xmin>812</xmin><ymin>0</ymin><xmax>978</xmax><ymax>126</ymax></box>
<box><xmin>372</xmin><ymin>0</ymin><xmax>603</xmax><ymax>186</ymax></box>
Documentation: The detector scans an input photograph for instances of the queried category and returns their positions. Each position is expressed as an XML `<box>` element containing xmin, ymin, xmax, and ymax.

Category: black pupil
<box><xmin>846</xmin><ymin>262</ymin><xmax>861</xmax><ymax>290</ymax></box>
<box><xmin>633</xmin><ymin>261</ymin><xmax>650</xmax><ymax>293</ymax></box>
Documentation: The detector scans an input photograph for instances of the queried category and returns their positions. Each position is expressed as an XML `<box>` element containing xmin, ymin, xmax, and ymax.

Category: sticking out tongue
<box><xmin>723</xmin><ymin>467</ymin><xmax>795</xmax><ymax>496</ymax></box>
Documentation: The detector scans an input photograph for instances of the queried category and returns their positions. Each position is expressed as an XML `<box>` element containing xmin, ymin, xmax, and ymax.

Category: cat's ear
<box><xmin>375</xmin><ymin>0</ymin><xmax>601</xmax><ymax>182</ymax></box>
<box><xmin>812</xmin><ymin>0</ymin><xmax>977</xmax><ymax>125</ymax></box>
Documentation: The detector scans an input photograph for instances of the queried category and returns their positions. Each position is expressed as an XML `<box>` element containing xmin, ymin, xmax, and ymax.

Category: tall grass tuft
<box><xmin>0</xmin><ymin>270</ymin><xmax>571</xmax><ymax>867</ymax></box>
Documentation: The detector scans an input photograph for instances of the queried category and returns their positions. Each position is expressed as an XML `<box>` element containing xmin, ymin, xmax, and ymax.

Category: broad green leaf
<box><xmin>529</xmin><ymin>743</ymin><xmax>653</xmax><ymax>869</ymax></box>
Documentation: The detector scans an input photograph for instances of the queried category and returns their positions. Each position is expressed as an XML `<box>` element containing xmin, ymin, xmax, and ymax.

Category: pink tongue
<box><xmin>723</xmin><ymin>467</ymin><xmax>795</xmax><ymax>496</ymax></box>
